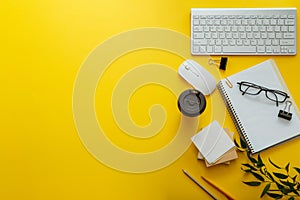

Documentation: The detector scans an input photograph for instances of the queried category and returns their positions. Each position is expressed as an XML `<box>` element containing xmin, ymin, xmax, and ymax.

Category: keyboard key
<box><xmin>205</xmin><ymin>33</ymin><xmax>211</xmax><ymax>38</ymax></box>
<box><xmin>267</xmin><ymin>26</ymin><xmax>273</xmax><ymax>32</ymax></box>
<box><xmin>270</xmin><ymin>19</ymin><xmax>277</xmax><ymax>25</ymax></box>
<box><xmin>200</xmin><ymin>20</ymin><xmax>206</xmax><ymax>25</ymax></box>
<box><xmin>275</xmin><ymin>33</ymin><xmax>282</xmax><ymax>39</ymax></box>
<box><xmin>207</xmin><ymin>46</ymin><xmax>213</xmax><ymax>53</ymax></box>
<box><xmin>223</xmin><ymin>46</ymin><xmax>256</xmax><ymax>53</ymax></box>
<box><xmin>215</xmin><ymin>46</ymin><xmax>222</xmax><ymax>53</ymax></box>
<box><xmin>257</xmin><ymin>39</ymin><xmax>264</xmax><ymax>45</ymax></box>
<box><xmin>219</xmin><ymin>32</ymin><xmax>226</xmax><ymax>38</ymax></box>
<box><xmin>252</xmin><ymin>26</ymin><xmax>259</xmax><ymax>32</ymax></box>
<box><xmin>266</xmin><ymin>46</ymin><xmax>273</xmax><ymax>53</ymax></box>
<box><xmin>246</xmin><ymin>26</ymin><xmax>252</xmax><ymax>32</ymax></box>
<box><xmin>281</xmin><ymin>46</ymin><xmax>288</xmax><ymax>53</ymax></box>
<box><xmin>222</xmin><ymin>39</ymin><xmax>229</xmax><ymax>45</ymax></box>
<box><xmin>216</xmin><ymin>39</ymin><xmax>222</xmax><ymax>45</ymax></box>
<box><xmin>217</xmin><ymin>26</ymin><xmax>224</xmax><ymax>32</ymax></box>
<box><xmin>254</xmin><ymin>33</ymin><xmax>260</xmax><ymax>38</ymax></box>
<box><xmin>280</xmin><ymin>39</ymin><xmax>294</xmax><ymax>45</ymax></box>
<box><xmin>273</xmin><ymin>46</ymin><xmax>280</xmax><ymax>53</ymax></box>
<box><xmin>261</xmin><ymin>32</ymin><xmax>267</xmax><ymax>39</ymax></box>
<box><xmin>278</xmin><ymin>19</ymin><xmax>284</xmax><ymax>25</ymax></box>
<box><xmin>251</xmin><ymin>40</ymin><xmax>257</xmax><ymax>45</ymax></box>
<box><xmin>194</xmin><ymin>39</ymin><xmax>207</xmax><ymax>45</ymax></box>
<box><xmin>247</xmin><ymin>33</ymin><xmax>253</xmax><ymax>39</ymax></box>
<box><xmin>194</xmin><ymin>33</ymin><xmax>204</xmax><ymax>38</ymax></box>
<box><xmin>240</xmin><ymin>33</ymin><xmax>247</xmax><ymax>38</ymax></box>
<box><xmin>281</xmin><ymin>26</ymin><xmax>288</xmax><ymax>32</ymax></box>
<box><xmin>193</xmin><ymin>46</ymin><xmax>200</xmax><ymax>53</ymax></box>
<box><xmin>200</xmin><ymin>46</ymin><xmax>206</xmax><ymax>53</ymax></box>
<box><xmin>229</xmin><ymin>39</ymin><xmax>236</xmax><ymax>45</ymax></box>
<box><xmin>264</xmin><ymin>19</ymin><xmax>270</xmax><ymax>25</ymax></box>
<box><xmin>257</xmin><ymin>46</ymin><xmax>265</xmax><ymax>52</ymax></box>
<box><xmin>283</xmin><ymin>33</ymin><xmax>295</xmax><ymax>39</ymax></box>
<box><xmin>256</xmin><ymin>19</ymin><xmax>262</xmax><ymax>25</ymax></box>
<box><xmin>237</xmin><ymin>40</ymin><xmax>243</xmax><ymax>45</ymax></box>
<box><xmin>259</xmin><ymin>26</ymin><xmax>266</xmax><ymax>32</ymax></box>
<box><xmin>268</xmin><ymin>33</ymin><xmax>275</xmax><ymax>38</ymax></box>
<box><xmin>224</xmin><ymin>26</ymin><xmax>231</xmax><ymax>32</ymax></box>
<box><xmin>272</xmin><ymin>39</ymin><xmax>279</xmax><ymax>45</ymax></box>
<box><xmin>289</xmin><ymin>26</ymin><xmax>295</xmax><ymax>32</ymax></box>
<box><xmin>208</xmin><ymin>39</ymin><xmax>215</xmax><ymax>45</ymax></box>
<box><xmin>287</xmin><ymin>47</ymin><xmax>296</xmax><ymax>53</ymax></box>
<box><xmin>265</xmin><ymin>39</ymin><xmax>272</xmax><ymax>45</ymax></box>
<box><xmin>285</xmin><ymin>19</ymin><xmax>295</xmax><ymax>25</ymax></box>
<box><xmin>281</xmin><ymin>15</ymin><xmax>287</xmax><ymax>19</ymax></box>
<box><xmin>244</xmin><ymin>40</ymin><xmax>250</xmax><ymax>46</ymax></box>
<box><xmin>274</xmin><ymin>26</ymin><xmax>281</xmax><ymax>32</ymax></box>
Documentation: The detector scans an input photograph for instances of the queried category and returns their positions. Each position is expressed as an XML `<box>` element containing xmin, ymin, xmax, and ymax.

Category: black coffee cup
<box><xmin>178</xmin><ymin>89</ymin><xmax>206</xmax><ymax>117</ymax></box>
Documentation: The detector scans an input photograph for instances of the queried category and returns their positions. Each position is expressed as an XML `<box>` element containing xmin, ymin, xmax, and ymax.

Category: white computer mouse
<box><xmin>178</xmin><ymin>59</ymin><xmax>216</xmax><ymax>95</ymax></box>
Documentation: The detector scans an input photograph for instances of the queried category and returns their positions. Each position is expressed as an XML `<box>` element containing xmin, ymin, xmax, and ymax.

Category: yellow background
<box><xmin>1</xmin><ymin>0</ymin><xmax>300</xmax><ymax>199</ymax></box>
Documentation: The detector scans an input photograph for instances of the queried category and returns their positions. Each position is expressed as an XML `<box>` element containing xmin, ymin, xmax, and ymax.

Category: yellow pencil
<box><xmin>201</xmin><ymin>176</ymin><xmax>235</xmax><ymax>200</ymax></box>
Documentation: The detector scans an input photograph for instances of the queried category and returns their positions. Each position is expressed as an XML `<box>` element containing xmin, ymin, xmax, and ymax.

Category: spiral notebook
<box><xmin>218</xmin><ymin>59</ymin><xmax>300</xmax><ymax>154</ymax></box>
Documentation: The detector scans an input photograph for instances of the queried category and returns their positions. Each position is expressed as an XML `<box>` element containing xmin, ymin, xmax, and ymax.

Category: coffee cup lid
<box><xmin>178</xmin><ymin>89</ymin><xmax>206</xmax><ymax>117</ymax></box>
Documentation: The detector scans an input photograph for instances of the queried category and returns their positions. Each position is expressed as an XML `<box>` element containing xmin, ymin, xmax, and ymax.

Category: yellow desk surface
<box><xmin>1</xmin><ymin>0</ymin><xmax>300</xmax><ymax>199</ymax></box>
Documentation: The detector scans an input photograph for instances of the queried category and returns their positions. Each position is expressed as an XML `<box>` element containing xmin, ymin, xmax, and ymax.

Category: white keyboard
<box><xmin>191</xmin><ymin>8</ymin><xmax>297</xmax><ymax>55</ymax></box>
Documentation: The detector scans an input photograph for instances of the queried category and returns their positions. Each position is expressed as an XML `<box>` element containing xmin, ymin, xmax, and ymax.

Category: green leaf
<box><xmin>292</xmin><ymin>175</ymin><xmax>297</xmax><ymax>183</ymax></box>
<box><xmin>243</xmin><ymin>181</ymin><xmax>261</xmax><ymax>186</ymax></box>
<box><xmin>294</xmin><ymin>167</ymin><xmax>300</xmax><ymax>174</ymax></box>
<box><xmin>260</xmin><ymin>168</ymin><xmax>265</xmax><ymax>175</ymax></box>
<box><xmin>288</xmin><ymin>197</ymin><xmax>295</xmax><ymax>200</ymax></box>
<box><xmin>279</xmin><ymin>180</ymin><xmax>296</xmax><ymax>188</ymax></box>
<box><xmin>234</xmin><ymin>137</ymin><xmax>247</xmax><ymax>151</ymax></box>
<box><xmin>236</xmin><ymin>147</ymin><xmax>247</xmax><ymax>152</ymax></box>
<box><xmin>242</xmin><ymin>163</ymin><xmax>257</xmax><ymax>171</ymax></box>
<box><xmin>276</xmin><ymin>182</ymin><xmax>285</xmax><ymax>190</ymax></box>
<box><xmin>269</xmin><ymin>158</ymin><xmax>282</xmax><ymax>169</ymax></box>
<box><xmin>285</xmin><ymin>162</ymin><xmax>290</xmax><ymax>173</ymax></box>
<box><xmin>266</xmin><ymin>192</ymin><xmax>283</xmax><ymax>199</ymax></box>
<box><xmin>247</xmin><ymin>152</ymin><xmax>258</xmax><ymax>164</ymax></box>
<box><xmin>234</xmin><ymin>138</ymin><xmax>241</xmax><ymax>148</ymax></box>
<box><xmin>240</xmin><ymin>137</ymin><xmax>248</xmax><ymax>149</ymax></box>
<box><xmin>242</xmin><ymin>168</ymin><xmax>252</xmax><ymax>173</ymax></box>
<box><xmin>280</xmin><ymin>188</ymin><xmax>292</xmax><ymax>195</ymax></box>
<box><xmin>273</xmin><ymin>172</ymin><xmax>288</xmax><ymax>179</ymax></box>
<box><xmin>257</xmin><ymin>154</ymin><xmax>264</xmax><ymax>168</ymax></box>
<box><xmin>250</xmin><ymin>171</ymin><xmax>265</xmax><ymax>181</ymax></box>
<box><xmin>260</xmin><ymin>183</ymin><xmax>271</xmax><ymax>198</ymax></box>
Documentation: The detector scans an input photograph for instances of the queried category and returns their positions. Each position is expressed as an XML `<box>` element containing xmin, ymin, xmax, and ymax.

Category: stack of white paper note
<box><xmin>191</xmin><ymin>121</ymin><xmax>237</xmax><ymax>167</ymax></box>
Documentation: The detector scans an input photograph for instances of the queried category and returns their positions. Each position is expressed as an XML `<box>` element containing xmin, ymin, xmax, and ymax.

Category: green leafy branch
<box><xmin>235</xmin><ymin>137</ymin><xmax>300</xmax><ymax>199</ymax></box>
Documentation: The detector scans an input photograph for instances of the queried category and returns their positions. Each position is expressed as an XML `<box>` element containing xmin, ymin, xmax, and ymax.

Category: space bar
<box><xmin>223</xmin><ymin>46</ymin><xmax>256</xmax><ymax>53</ymax></box>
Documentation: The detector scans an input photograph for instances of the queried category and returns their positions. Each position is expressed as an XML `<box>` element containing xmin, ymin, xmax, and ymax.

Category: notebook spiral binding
<box><xmin>217</xmin><ymin>81</ymin><xmax>255</xmax><ymax>154</ymax></box>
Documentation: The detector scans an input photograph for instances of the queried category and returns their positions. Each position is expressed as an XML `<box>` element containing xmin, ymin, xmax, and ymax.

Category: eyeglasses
<box><xmin>237</xmin><ymin>81</ymin><xmax>289</xmax><ymax>106</ymax></box>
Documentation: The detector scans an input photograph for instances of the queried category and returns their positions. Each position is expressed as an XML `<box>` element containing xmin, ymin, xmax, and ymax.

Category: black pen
<box><xmin>182</xmin><ymin>169</ymin><xmax>218</xmax><ymax>200</ymax></box>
